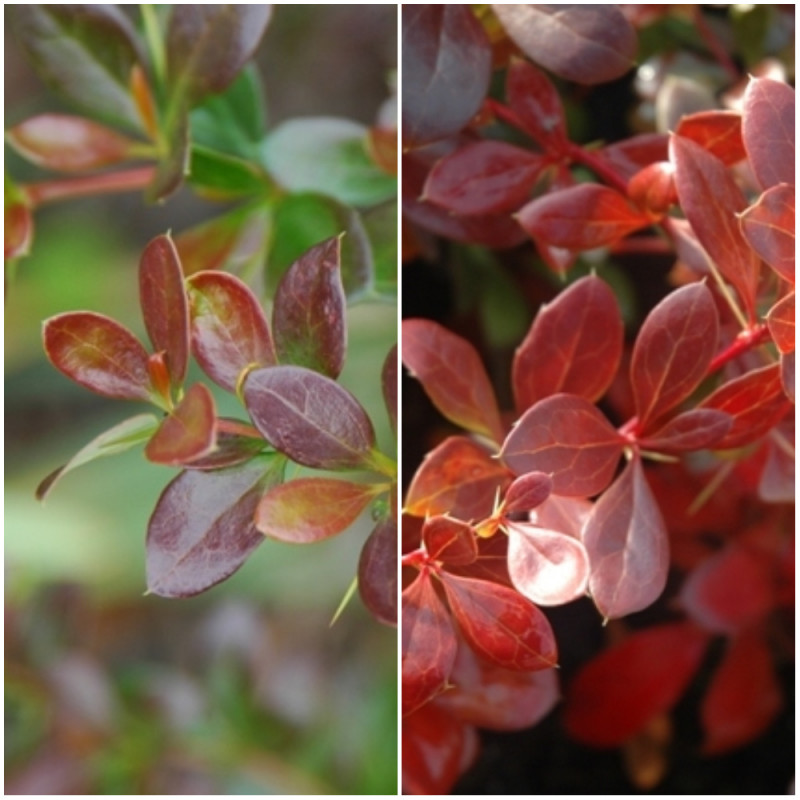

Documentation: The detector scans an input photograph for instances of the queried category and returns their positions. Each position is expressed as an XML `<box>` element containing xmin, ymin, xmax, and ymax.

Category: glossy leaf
<box><xmin>243</xmin><ymin>365</ymin><xmax>376</xmax><ymax>470</ymax></box>
<box><xmin>402</xmin><ymin>570</ymin><xmax>457</xmax><ymax>715</ymax></box>
<box><xmin>492</xmin><ymin>4</ymin><xmax>637</xmax><ymax>85</ymax></box>
<box><xmin>506</xmin><ymin>57</ymin><xmax>567</xmax><ymax>148</ymax></box>
<box><xmin>637</xmin><ymin>409</ymin><xmax>732</xmax><ymax>454</ymax></box>
<box><xmin>187</xmin><ymin>270</ymin><xmax>275</xmax><ymax>393</ymax></box>
<box><xmin>139</xmin><ymin>235</ymin><xmax>190</xmax><ymax>389</ymax></box>
<box><xmin>675</xmin><ymin>111</ymin><xmax>746</xmax><ymax>165</ymax></box>
<box><xmin>272</xmin><ymin>237</ymin><xmax>346</xmax><ymax>379</ymax></box>
<box><xmin>382</xmin><ymin>344</ymin><xmax>398</xmax><ymax>434</ymax></box>
<box><xmin>513</xmin><ymin>275</ymin><xmax>624</xmax><ymax>412</ymax></box>
<box><xmin>255</xmin><ymin>477</ymin><xmax>378</xmax><ymax>544</ymax></box>
<box><xmin>404</xmin><ymin>436</ymin><xmax>511</xmax><ymax>521</ymax></box>
<box><xmin>501</xmin><ymin>394</ymin><xmax>624</xmax><ymax>497</ymax></box>
<box><xmin>145</xmin><ymin>383</ymin><xmax>217</xmax><ymax>467</ymax></box>
<box><xmin>359</xmin><ymin>516</ymin><xmax>398</xmax><ymax>626</ymax></box>
<box><xmin>146</xmin><ymin>456</ymin><xmax>282</xmax><ymax>598</ymax></box>
<box><xmin>767</xmin><ymin>292</ymin><xmax>795</xmax><ymax>354</ymax></box>
<box><xmin>441</xmin><ymin>572</ymin><xmax>558</xmax><ymax>671</ymax></box>
<box><xmin>583</xmin><ymin>456</ymin><xmax>669</xmax><ymax>620</ymax></box>
<box><xmin>502</xmin><ymin>472</ymin><xmax>552</xmax><ymax>516</ymax></box>
<box><xmin>43</xmin><ymin>311</ymin><xmax>152</xmax><ymax>401</ymax></box>
<box><xmin>402</xmin><ymin>319</ymin><xmax>504</xmax><ymax>443</ymax></box>
<box><xmin>741</xmin><ymin>78</ymin><xmax>795</xmax><ymax>189</ymax></box>
<box><xmin>739</xmin><ymin>183</ymin><xmax>795</xmax><ymax>284</ymax></box>
<box><xmin>36</xmin><ymin>413</ymin><xmax>159</xmax><ymax>501</ymax></box>
<box><xmin>671</xmin><ymin>135</ymin><xmax>761</xmax><ymax>318</ymax></box>
<box><xmin>564</xmin><ymin>622</ymin><xmax>709</xmax><ymax>746</ymax></box>
<box><xmin>422</xmin><ymin>517</ymin><xmax>478</xmax><ymax>567</ymax></box>
<box><xmin>630</xmin><ymin>282</ymin><xmax>718</xmax><ymax>431</ymax></box>
<box><xmin>505</xmin><ymin>521</ymin><xmax>590</xmax><ymax>606</ymax></box>
<box><xmin>402</xmin><ymin>5</ymin><xmax>491</xmax><ymax>147</ymax></box>
<box><xmin>516</xmin><ymin>184</ymin><xmax>651</xmax><ymax>252</ymax></box>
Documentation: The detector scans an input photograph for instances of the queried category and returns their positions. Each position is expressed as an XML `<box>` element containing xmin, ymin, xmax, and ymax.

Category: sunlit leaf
<box><xmin>422</xmin><ymin>517</ymin><xmax>478</xmax><ymax>567</ymax></box>
<box><xmin>739</xmin><ymin>183</ymin><xmax>795</xmax><ymax>284</ymax></box>
<box><xmin>675</xmin><ymin>111</ymin><xmax>746</xmax><ymax>165</ymax></box>
<box><xmin>359</xmin><ymin>516</ymin><xmax>398</xmax><ymax>626</ymax></box>
<box><xmin>502</xmin><ymin>472</ymin><xmax>552</xmax><ymax>516</ymax></box>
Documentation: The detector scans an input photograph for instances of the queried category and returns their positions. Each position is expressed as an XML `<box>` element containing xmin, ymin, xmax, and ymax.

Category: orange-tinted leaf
<box><xmin>43</xmin><ymin>311</ymin><xmax>152</xmax><ymax>401</ymax></box>
<box><xmin>403</xmin><ymin>319</ymin><xmax>504</xmax><ymax>443</ymax></box>
<box><xmin>505</xmin><ymin>57</ymin><xmax>567</xmax><ymax>148</ymax></box>
<box><xmin>502</xmin><ymin>472</ymin><xmax>552</xmax><ymax>516</ymax></box>
<box><xmin>767</xmin><ymin>292</ymin><xmax>794</xmax><ymax>354</ymax></box>
<box><xmin>739</xmin><ymin>183</ymin><xmax>795</xmax><ymax>284</ymax></box>
<box><xmin>675</xmin><ymin>111</ymin><xmax>746</xmax><ymax>165</ymax></box>
<box><xmin>423</xmin><ymin>516</ymin><xmax>478</xmax><ymax>566</ymax></box>
<box><xmin>626</xmin><ymin>161</ymin><xmax>677</xmax><ymax>216</ymax></box>
<box><xmin>638</xmin><ymin>409</ymin><xmax>732</xmax><ymax>453</ymax></box>
<box><xmin>440</xmin><ymin>572</ymin><xmax>558</xmax><ymax>671</ymax></box>
<box><xmin>513</xmin><ymin>275</ymin><xmax>624</xmax><ymax>412</ymax></box>
<box><xmin>359</xmin><ymin>516</ymin><xmax>397</xmax><ymax>626</ymax></box>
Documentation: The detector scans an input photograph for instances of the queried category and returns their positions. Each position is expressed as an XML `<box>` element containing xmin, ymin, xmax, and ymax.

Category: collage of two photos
<box><xmin>5</xmin><ymin>4</ymin><xmax>795</xmax><ymax>796</ymax></box>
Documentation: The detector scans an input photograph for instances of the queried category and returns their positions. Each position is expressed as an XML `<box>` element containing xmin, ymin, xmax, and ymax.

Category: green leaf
<box><xmin>187</xmin><ymin>144</ymin><xmax>269</xmax><ymax>199</ymax></box>
<box><xmin>362</xmin><ymin>200</ymin><xmax>397</xmax><ymax>301</ymax></box>
<box><xmin>147</xmin><ymin>109</ymin><xmax>190</xmax><ymax>202</ymax></box>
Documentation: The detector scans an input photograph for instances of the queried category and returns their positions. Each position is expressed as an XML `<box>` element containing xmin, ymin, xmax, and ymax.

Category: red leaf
<box><xmin>254</xmin><ymin>477</ymin><xmax>378</xmax><ymax>544</ymax></box>
<box><xmin>145</xmin><ymin>383</ymin><xmax>217</xmax><ymax>466</ymax></box>
<box><xmin>492</xmin><ymin>4</ymin><xmax>637</xmax><ymax>85</ymax></box>
<box><xmin>181</xmin><ymin>421</ymin><xmax>265</xmax><ymax>470</ymax></box>
<box><xmin>405</xmin><ymin>436</ymin><xmax>512</xmax><ymax>521</ymax></box>
<box><xmin>502</xmin><ymin>472</ymin><xmax>552</xmax><ymax>516</ymax></box>
<box><xmin>530</xmin><ymin>494</ymin><xmax>592</xmax><ymax>539</ymax></box>
<box><xmin>440</xmin><ymin>572</ymin><xmax>558</xmax><ymax>671</ymax></box>
<box><xmin>5</xmin><ymin>190</ymin><xmax>33</xmax><ymax>260</ymax></box>
<box><xmin>675</xmin><ymin>111</ymin><xmax>746</xmax><ymax>166</ymax></box>
<box><xmin>583</xmin><ymin>456</ymin><xmax>669</xmax><ymax>620</ymax></box>
<box><xmin>630</xmin><ymin>282</ymin><xmax>719</xmax><ymax>431</ymax></box>
<box><xmin>359</xmin><ymin>516</ymin><xmax>398</xmax><ymax>626</ymax></box>
<box><xmin>139</xmin><ymin>235</ymin><xmax>190</xmax><ymax>389</ymax></box>
<box><xmin>516</xmin><ymin>184</ymin><xmax>651</xmax><ymax>252</ymax></box>
<box><xmin>505</xmin><ymin>521</ymin><xmax>590</xmax><ymax>606</ymax></box>
<box><xmin>6</xmin><ymin>113</ymin><xmax>137</xmax><ymax>172</ymax></box>
<box><xmin>423</xmin><ymin>140</ymin><xmax>545</xmax><ymax>216</ymax></box>
<box><xmin>671</xmin><ymin>135</ymin><xmax>761</xmax><ymax>318</ymax></box>
<box><xmin>401</xmin><ymin>4</ymin><xmax>491</xmax><ymax>147</ymax></box>
<box><xmin>599</xmin><ymin>133</ymin><xmax>669</xmax><ymax>180</ymax></box>
<box><xmin>272</xmin><ymin>236</ymin><xmax>346</xmax><ymax>379</ymax></box>
<box><xmin>382</xmin><ymin>344</ymin><xmax>398</xmax><ymax>434</ymax></box>
<box><xmin>563</xmin><ymin>622</ymin><xmax>709</xmax><ymax>747</ymax></box>
<box><xmin>626</xmin><ymin>161</ymin><xmax>677</xmax><ymax>216</ymax></box>
<box><xmin>243</xmin><ymin>365</ymin><xmax>377</xmax><ymax>470</ymax></box>
<box><xmin>741</xmin><ymin>78</ymin><xmax>795</xmax><ymax>189</ymax></box>
<box><xmin>501</xmin><ymin>394</ymin><xmax>624</xmax><ymax>497</ymax></box>
<box><xmin>43</xmin><ymin>311</ymin><xmax>152</xmax><ymax>401</ymax></box>
<box><xmin>739</xmin><ymin>183</ymin><xmax>795</xmax><ymax>284</ymax></box>
<box><xmin>780</xmin><ymin>351</ymin><xmax>794</xmax><ymax>402</ymax></box>
<box><xmin>505</xmin><ymin>57</ymin><xmax>567</xmax><ymax>148</ymax></box>
<box><xmin>637</xmin><ymin>409</ymin><xmax>732</xmax><ymax>453</ymax></box>
<box><xmin>402</xmin><ymin>570</ymin><xmax>457</xmax><ymax>715</ymax></box>
<box><xmin>423</xmin><ymin>516</ymin><xmax>478</xmax><ymax>566</ymax></box>
<box><xmin>187</xmin><ymin>270</ymin><xmax>276</xmax><ymax>393</ymax></box>
<box><xmin>513</xmin><ymin>275</ymin><xmax>624</xmax><ymax>412</ymax></box>
<box><xmin>701</xmin><ymin>630</ymin><xmax>782</xmax><ymax>755</ymax></box>
<box><xmin>403</xmin><ymin>319</ymin><xmax>504</xmax><ymax>443</ymax></box>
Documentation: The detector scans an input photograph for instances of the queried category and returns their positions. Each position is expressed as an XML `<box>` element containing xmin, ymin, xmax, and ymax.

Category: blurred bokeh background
<box><xmin>5</xmin><ymin>6</ymin><xmax>398</xmax><ymax>794</ymax></box>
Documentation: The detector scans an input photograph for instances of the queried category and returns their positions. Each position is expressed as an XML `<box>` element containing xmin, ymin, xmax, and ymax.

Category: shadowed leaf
<box><xmin>767</xmin><ymin>292</ymin><xmax>794</xmax><ymax>354</ymax></box>
<box><xmin>382</xmin><ymin>344</ymin><xmax>398</xmax><ymax>434</ymax></box>
<box><xmin>739</xmin><ymin>183</ymin><xmax>795</xmax><ymax>284</ymax></box>
<box><xmin>359</xmin><ymin>516</ymin><xmax>398</xmax><ymax>626</ymax></box>
<box><xmin>423</xmin><ymin>517</ymin><xmax>478</xmax><ymax>567</ymax></box>
<box><xmin>502</xmin><ymin>472</ymin><xmax>552</xmax><ymax>516</ymax></box>
<box><xmin>506</xmin><ymin>57</ymin><xmax>567</xmax><ymax>148</ymax></box>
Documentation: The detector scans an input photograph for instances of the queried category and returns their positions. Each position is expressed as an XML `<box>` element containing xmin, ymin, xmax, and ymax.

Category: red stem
<box><xmin>562</xmin><ymin>141</ymin><xmax>630</xmax><ymax>195</ymax></box>
<box><xmin>23</xmin><ymin>166</ymin><xmax>157</xmax><ymax>207</ymax></box>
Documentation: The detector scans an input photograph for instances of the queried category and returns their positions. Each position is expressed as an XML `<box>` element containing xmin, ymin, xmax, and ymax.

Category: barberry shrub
<box><xmin>401</xmin><ymin>5</ymin><xmax>793</xmax><ymax>793</ymax></box>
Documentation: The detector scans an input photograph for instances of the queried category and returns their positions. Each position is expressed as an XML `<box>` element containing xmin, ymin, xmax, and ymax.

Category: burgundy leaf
<box><xmin>780</xmin><ymin>352</ymin><xmax>794</xmax><ymax>402</ymax></box>
<box><xmin>505</xmin><ymin>57</ymin><xmax>567</xmax><ymax>148</ymax></box>
<box><xmin>359</xmin><ymin>516</ymin><xmax>398</xmax><ymax>626</ymax></box>
<box><xmin>43</xmin><ymin>311</ymin><xmax>152</xmax><ymax>401</ymax></box>
<box><xmin>637</xmin><ymin>409</ymin><xmax>732</xmax><ymax>453</ymax></box>
<box><xmin>139</xmin><ymin>234</ymin><xmax>190</xmax><ymax>389</ymax></box>
<box><xmin>501</xmin><ymin>394</ymin><xmax>624</xmax><ymax>497</ymax></box>
<box><xmin>402</xmin><ymin>5</ymin><xmax>491</xmax><ymax>147</ymax></box>
<box><xmin>402</xmin><ymin>570</ymin><xmax>457</xmax><ymax>715</ymax></box>
<box><xmin>502</xmin><ymin>472</ymin><xmax>552</xmax><ymax>516</ymax></box>
<box><xmin>739</xmin><ymin>183</ymin><xmax>795</xmax><ymax>284</ymax></box>
<box><xmin>767</xmin><ymin>293</ymin><xmax>794</xmax><ymax>355</ymax></box>
<box><xmin>492</xmin><ymin>4</ymin><xmax>637</xmax><ymax>85</ymax></box>
<box><xmin>422</xmin><ymin>516</ymin><xmax>479</xmax><ymax>567</ymax></box>
<box><xmin>583</xmin><ymin>456</ymin><xmax>669</xmax><ymax>620</ymax></box>
<box><xmin>187</xmin><ymin>270</ymin><xmax>276</xmax><ymax>393</ymax></box>
<box><xmin>403</xmin><ymin>319</ymin><xmax>504</xmax><ymax>443</ymax></box>
<box><xmin>182</xmin><ymin>421</ymin><xmax>265</xmax><ymax>470</ymax></box>
<box><xmin>145</xmin><ymin>383</ymin><xmax>217</xmax><ymax>466</ymax></box>
<box><xmin>243</xmin><ymin>365</ymin><xmax>377</xmax><ymax>470</ymax></box>
<box><xmin>513</xmin><ymin>275</ymin><xmax>624</xmax><ymax>412</ymax></box>
<box><xmin>382</xmin><ymin>344</ymin><xmax>398</xmax><ymax>434</ymax></box>
<box><xmin>440</xmin><ymin>572</ymin><xmax>558</xmax><ymax>672</ymax></box>
<box><xmin>675</xmin><ymin>111</ymin><xmax>746</xmax><ymax>165</ymax></box>
<box><xmin>630</xmin><ymin>282</ymin><xmax>718</xmax><ymax>431</ymax></box>
<box><xmin>146</xmin><ymin>456</ymin><xmax>281</xmax><ymax>597</ymax></box>
<box><xmin>272</xmin><ymin>236</ymin><xmax>346</xmax><ymax>379</ymax></box>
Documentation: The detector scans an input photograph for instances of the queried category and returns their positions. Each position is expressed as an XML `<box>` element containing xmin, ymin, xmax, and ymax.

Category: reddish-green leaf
<box><xmin>187</xmin><ymin>270</ymin><xmax>275</xmax><ymax>393</ymax></box>
<box><xmin>505</xmin><ymin>521</ymin><xmax>590</xmax><ymax>607</ymax></box>
<box><xmin>513</xmin><ymin>275</ymin><xmax>624</xmax><ymax>412</ymax></box>
<box><xmin>767</xmin><ymin>294</ymin><xmax>794</xmax><ymax>356</ymax></box>
<box><xmin>359</xmin><ymin>516</ymin><xmax>398</xmax><ymax>626</ymax></box>
<box><xmin>403</xmin><ymin>319</ymin><xmax>504</xmax><ymax>443</ymax></box>
<box><xmin>402</xmin><ymin>570</ymin><xmax>457</xmax><ymax>715</ymax></box>
<box><xmin>739</xmin><ymin>183</ymin><xmax>795</xmax><ymax>284</ymax></box>
<box><xmin>272</xmin><ymin>237</ymin><xmax>346</xmax><ymax>379</ymax></box>
<box><xmin>404</xmin><ymin>436</ymin><xmax>511</xmax><ymax>521</ymax></box>
<box><xmin>4</xmin><ymin>181</ymin><xmax>33</xmax><ymax>261</ymax></box>
<box><xmin>675</xmin><ymin>111</ymin><xmax>746</xmax><ymax>165</ymax></box>
<box><xmin>423</xmin><ymin>141</ymin><xmax>545</xmax><ymax>216</ymax></box>
<box><xmin>146</xmin><ymin>456</ymin><xmax>282</xmax><ymax>598</ymax></box>
<box><xmin>501</xmin><ymin>394</ymin><xmax>624</xmax><ymax>497</ymax></box>
<box><xmin>502</xmin><ymin>472</ymin><xmax>552</xmax><ymax>516</ymax></box>
<box><xmin>139</xmin><ymin>235</ymin><xmax>190</xmax><ymax>389</ymax></box>
<box><xmin>145</xmin><ymin>383</ymin><xmax>217</xmax><ymax>466</ymax></box>
<box><xmin>671</xmin><ymin>135</ymin><xmax>761</xmax><ymax>318</ymax></box>
<box><xmin>564</xmin><ymin>622</ymin><xmax>709</xmax><ymax>746</ymax></box>
<box><xmin>741</xmin><ymin>78</ymin><xmax>795</xmax><ymax>190</ymax></box>
<box><xmin>422</xmin><ymin>517</ymin><xmax>478</xmax><ymax>567</ymax></box>
<box><xmin>506</xmin><ymin>57</ymin><xmax>567</xmax><ymax>148</ymax></box>
<box><xmin>583</xmin><ymin>456</ymin><xmax>669</xmax><ymax>620</ymax></box>
<box><xmin>630</xmin><ymin>282</ymin><xmax>718</xmax><ymax>431</ymax></box>
<box><xmin>440</xmin><ymin>573</ymin><xmax>558</xmax><ymax>671</ymax></box>
<box><xmin>43</xmin><ymin>311</ymin><xmax>152</xmax><ymax>401</ymax></box>
<box><xmin>243</xmin><ymin>365</ymin><xmax>376</xmax><ymax>470</ymax></box>
<box><xmin>516</xmin><ymin>184</ymin><xmax>651</xmax><ymax>252</ymax></box>
<box><xmin>701</xmin><ymin>630</ymin><xmax>782</xmax><ymax>755</ymax></box>
<box><xmin>637</xmin><ymin>409</ymin><xmax>732</xmax><ymax>453</ymax></box>
<box><xmin>255</xmin><ymin>477</ymin><xmax>378</xmax><ymax>544</ymax></box>
<box><xmin>402</xmin><ymin>4</ymin><xmax>491</xmax><ymax>147</ymax></box>
<box><xmin>492</xmin><ymin>4</ymin><xmax>637</xmax><ymax>85</ymax></box>
<box><xmin>382</xmin><ymin>344</ymin><xmax>398</xmax><ymax>434</ymax></box>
